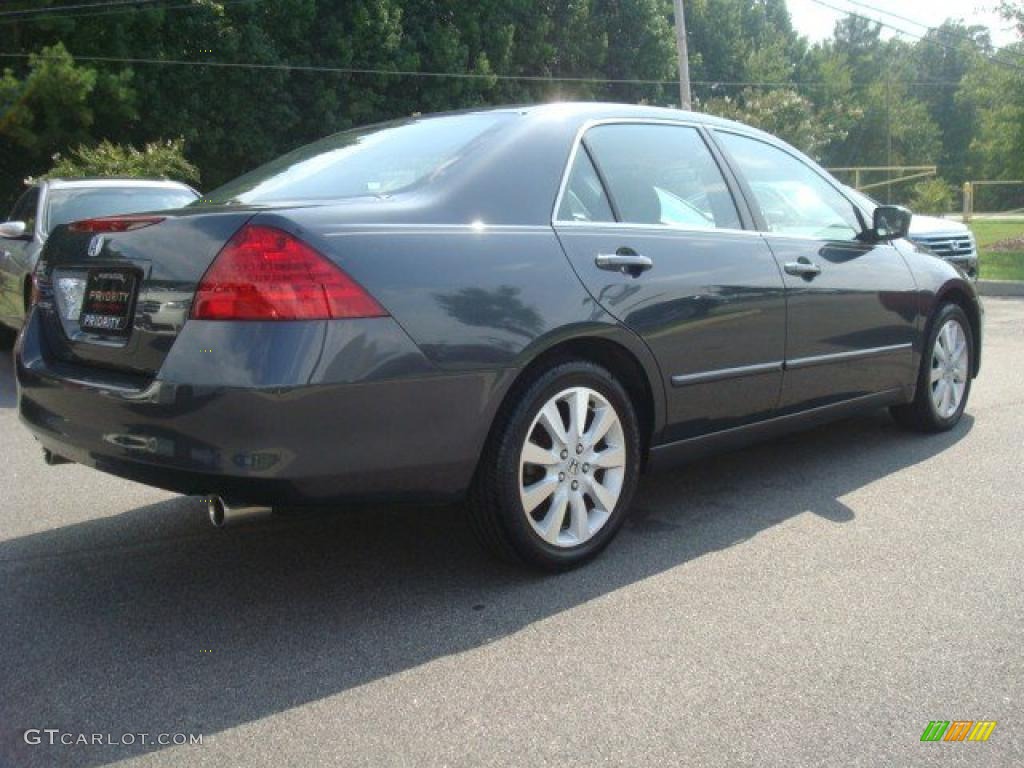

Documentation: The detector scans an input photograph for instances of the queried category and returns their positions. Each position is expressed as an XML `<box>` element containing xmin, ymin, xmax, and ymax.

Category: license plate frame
<box><xmin>79</xmin><ymin>268</ymin><xmax>138</xmax><ymax>335</ymax></box>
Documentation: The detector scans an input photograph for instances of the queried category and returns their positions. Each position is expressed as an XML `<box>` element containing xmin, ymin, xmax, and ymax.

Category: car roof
<box><xmin>474</xmin><ymin>101</ymin><xmax>775</xmax><ymax>137</ymax></box>
<box><xmin>42</xmin><ymin>178</ymin><xmax>197</xmax><ymax>192</ymax></box>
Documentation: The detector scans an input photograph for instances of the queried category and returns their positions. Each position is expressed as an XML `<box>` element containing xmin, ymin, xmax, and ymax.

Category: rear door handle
<box><xmin>595</xmin><ymin>251</ymin><xmax>653</xmax><ymax>276</ymax></box>
<box><xmin>784</xmin><ymin>260</ymin><xmax>822</xmax><ymax>278</ymax></box>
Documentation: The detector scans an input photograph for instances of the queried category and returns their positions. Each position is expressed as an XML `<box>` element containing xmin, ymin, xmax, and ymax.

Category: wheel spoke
<box><xmin>586</xmin><ymin>475</ymin><xmax>618</xmax><ymax>513</ymax></box>
<box><xmin>522</xmin><ymin>475</ymin><xmax>558</xmax><ymax>515</ymax></box>
<box><xmin>930</xmin><ymin>364</ymin><xmax>944</xmax><ymax>383</ymax></box>
<box><xmin>569</xmin><ymin>493</ymin><xmax>589</xmax><ymax>542</ymax></box>
<box><xmin>569</xmin><ymin>389</ymin><xmax>590</xmax><ymax>443</ymax></box>
<box><xmin>538</xmin><ymin>402</ymin><xmax>568</xmax><ymax>447</ymax></box>
<box><xmin>949</xmin><ymin>379</ymin><xmax>962</xmax><ymax>411</ymax></box>
<box><xmin>585</xmin><ymin>406</ymin><xmax>614</xmax><ymax>447</ymax></box>
<box><xmin>539</xmin><ymin>489</ymin><xmax>569</xmax><ymax>544</ymax></box>
<box><xmin>590</xmin><ymin>443</ymin><xmax>625</xmax><ymax>469</ymax></box>
<box><xmin>940</xmin><ymin>381</ymin><xmax>953</xmax><ymax>415</ymax></box>
<box><xmin>522</xmin><ymin>440</ymin><xmax>560</xmax><ymax>467</ymax></box>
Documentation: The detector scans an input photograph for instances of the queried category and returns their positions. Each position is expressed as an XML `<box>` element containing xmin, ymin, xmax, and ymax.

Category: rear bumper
<box><xmin>16</xmin><ymin>310</ymin><xmax>508</xmax><ymax>505</ymax></box>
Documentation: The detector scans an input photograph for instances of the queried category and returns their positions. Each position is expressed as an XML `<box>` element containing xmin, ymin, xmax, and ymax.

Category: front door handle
<box><xmin>784</xmin><ymin>260</ymin><xmax>822</xmax><ymax>279</ymax></box>
<box><xmin>595</xmin><ymin>250</ymin><xmax>653</xmax><ymax>276</ymax></box>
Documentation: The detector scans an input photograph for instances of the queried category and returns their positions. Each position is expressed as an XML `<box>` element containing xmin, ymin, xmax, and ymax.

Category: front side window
<box><xmin>716</xmin><ymin>132</ymin><xmax>861</xmax><ymax>240</ymax></box>
<box><xmin>581</xmin><ymin>124</ymin><xmax>741</xmax><ymax>230</ymax></box>
<box><xmin>9</xmin><ymin>187</ymin><xmax>40</xmax><ymax>232</ymax></box>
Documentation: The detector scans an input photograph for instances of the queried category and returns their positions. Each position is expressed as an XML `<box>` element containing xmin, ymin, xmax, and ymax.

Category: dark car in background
<box><xmin>16</xmin><ymin>104</ymin><xmax>982</xmax><ymax>569</ymax></box>
<box><xmin>0</xmin><ymin>178</ymin><xmax>198</xmax><ymax>339</ymax></box>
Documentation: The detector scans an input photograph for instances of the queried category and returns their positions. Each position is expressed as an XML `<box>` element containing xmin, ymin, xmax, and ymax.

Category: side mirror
<box><xmin>872</xmin><ymin>205</ymin><xmax>911</xmax><ymax>241</ymax></box>
<box><xmin>0</xmin><ymin>220</ymin><xmax>28</xmax><ymax>239</ymax></box>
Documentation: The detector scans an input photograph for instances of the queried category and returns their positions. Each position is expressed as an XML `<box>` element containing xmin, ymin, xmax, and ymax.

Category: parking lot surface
<box><xmin>2</xmin><ymin>299</ymin><xmax>1022</xmax><ymax>767</ymax></box>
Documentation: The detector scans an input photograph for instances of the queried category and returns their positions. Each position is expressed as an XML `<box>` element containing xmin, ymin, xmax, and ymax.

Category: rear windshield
<box><xmin>46</xmin><ymin>187</ymin><xmax>197</xmax><ymax>232</ymax></box>
<box><xmin>200</xmin><ymin>112</ymin><xmax>515</xmax><ymax>205</ymax></box>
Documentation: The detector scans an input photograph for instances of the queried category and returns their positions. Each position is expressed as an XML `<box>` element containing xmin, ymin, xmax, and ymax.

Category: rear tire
<box><xmin>891</xmin><ymin>303</ymin><xmax>973</xmax><ymax>432</ymax></box>
<box><xmin>469</xmin><ymin>360</ymin><xmax>641</xmax><ymax>570</ymax></box>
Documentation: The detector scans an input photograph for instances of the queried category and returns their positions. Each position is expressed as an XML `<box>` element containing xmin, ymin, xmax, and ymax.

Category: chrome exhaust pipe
<box><xmin>207</xmin><ymin>496</ymin><xmax>273</xmax><ymax>528</ymax></box>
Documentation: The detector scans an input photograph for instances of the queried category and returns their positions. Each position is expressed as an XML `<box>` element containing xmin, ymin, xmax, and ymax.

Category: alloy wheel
<box><xmin>518</xmin><ymin>386</ymin><xmax>627</xmax><ymax>548</ymax></box>
<box><xmin>931</xmin><ymin>318</ymin><xmax>969</xmax><ymax>419</ymax></box>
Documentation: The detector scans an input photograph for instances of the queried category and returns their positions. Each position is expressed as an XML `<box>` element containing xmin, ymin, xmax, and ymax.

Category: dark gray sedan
<box><xmin>16</xmin><ymin>104</ymin><xmax>982</xmax><ymax>569</ymax></box>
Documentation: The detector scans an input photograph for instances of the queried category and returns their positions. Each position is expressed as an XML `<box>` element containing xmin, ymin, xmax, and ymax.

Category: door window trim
<box><xmin>551</xmin><ymin>118</ymin><xmax>759</xmax><ymax>236</ymax></box>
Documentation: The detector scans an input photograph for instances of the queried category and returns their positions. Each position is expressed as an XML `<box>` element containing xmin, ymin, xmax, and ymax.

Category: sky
<box><xmin>786</xmin><ymin>0</ymin><xmax>1020</xmax><ymax>47</ymax></box>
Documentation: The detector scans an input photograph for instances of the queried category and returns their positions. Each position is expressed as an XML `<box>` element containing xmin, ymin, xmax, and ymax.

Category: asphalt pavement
<box><xmin>1</xmin><ymin>299</ymin><xmax>1022</xmax><ymax>768</ymax></box>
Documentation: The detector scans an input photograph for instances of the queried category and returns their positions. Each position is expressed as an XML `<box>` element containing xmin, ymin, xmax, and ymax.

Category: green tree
<box><xmin>44</xmin><ymin>138</ymin><xmax>199</xmax><ymax>184</ymax></box>
<box><xmin>909</xmin><ymin>22</ymin><xmax>992</xmax><ymax>184</ymax></box>
<box><xmin>0</xmin><ymin>43</ymin><xmax>136</xmax><ymax>208</ymax></box>
<box><xmin>908</xmin><ymin>177</ymin><xmax>954</xmax><ymax>214</ymax></box>
<box><xmin>703</xmin><ymin>88</ymin><xmax>848</xmax><ymax>158</ymax></box>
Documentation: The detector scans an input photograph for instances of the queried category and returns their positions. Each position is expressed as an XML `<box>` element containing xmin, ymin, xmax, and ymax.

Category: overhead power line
<box><xmin>0</xmin><ymin>50</ymin><xmax>974</xmax><ymax>87</ymax></box>
<box><xmin>0</xmin><ymin>0</ymin><xmax>259</xmax><ymax>26</ymax></box>
<box><xmin>841</xmin><ymin>0</ymin><xmax>1024</xmax><ymax>64</ymax></box>
<box><xmin>0</xmin><ymin>0</ymin><xmax>175</xmax><ymax>18</ymax></box>
<box><xmin>810</xmin><ymin>0</ymin><xmax>1024</xmax><ymax>74</ymax></box>
<box><xmin>0</xmin><ymin>50</ymin><xmax>684</xmax><ymax>83</ymax></box>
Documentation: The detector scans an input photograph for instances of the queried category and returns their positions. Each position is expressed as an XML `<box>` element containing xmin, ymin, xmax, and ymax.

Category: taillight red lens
<box><xmin>69</xmin><ymin>215</ymin><xmax>165</xmax><ymax>233</ymax></box>
<box><xmin>190</xmin><ymin>224</ymin><xmax>388</xmax><ymax>321</ymax></box>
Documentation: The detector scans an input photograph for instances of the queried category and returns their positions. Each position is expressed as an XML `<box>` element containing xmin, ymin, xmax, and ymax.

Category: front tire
<box><xmin>469</xmin><ymin>361</ymin><xmax>641</xmax><ymax>570</ymax></box>
<box><xmin>891</xmin><ymin>302</ymin><xmax>973</xmax><ymax>432</ymax></box>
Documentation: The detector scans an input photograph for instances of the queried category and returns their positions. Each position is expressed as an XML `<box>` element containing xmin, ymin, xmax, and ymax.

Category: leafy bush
<box><xmin>908</xmin><ymin>178</ymin><xmax>954</xmax><ymax>215</ymax></box>
<box><xmin>43</xmin><ymin>138</ymin><xmax>199</xmax><ymax>185</ymax></box>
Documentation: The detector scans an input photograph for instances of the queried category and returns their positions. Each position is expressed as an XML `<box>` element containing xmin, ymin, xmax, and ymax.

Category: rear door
<box><xmin>554</xmin><ymin>121</ymin><xmax>787</xmax><ymax>443</ymax></box>
<box><xmin>712</xmin><ymin>130</ymin><xmax>918</xmax><ymax>413</ymax></box>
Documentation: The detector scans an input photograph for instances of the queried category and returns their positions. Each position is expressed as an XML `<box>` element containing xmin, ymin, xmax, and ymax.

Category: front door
<box><xmin>554</xmin><ymin>122</ymin><xmax>787</xmax><ymax>443</ymax></box>
<box><xmin>0</xmin><ymin>186</ymin><xmax>39</xmax><ymax>324</ymax></box>
<box><xmin>713</xmin><ymin>130</ymin><xmax>918</xmax><ymax>413</ymax></box>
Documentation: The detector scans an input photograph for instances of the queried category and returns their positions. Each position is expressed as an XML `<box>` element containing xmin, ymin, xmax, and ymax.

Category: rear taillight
<box><xmin>190</xmin><ymin>224</ymin><xmax>388</xmax><ymax>321</ymax></box>
<box><xmin>69</xmin><ymin>215</ymin><xmax>165</xmax><ymax>233</ymax></box>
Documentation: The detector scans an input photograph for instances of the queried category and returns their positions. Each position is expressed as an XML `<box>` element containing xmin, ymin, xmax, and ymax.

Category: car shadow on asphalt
<box><xmin>0</xmin><ymin>409</ymin><xmax>973</xmax><ymax>767</ymax></box>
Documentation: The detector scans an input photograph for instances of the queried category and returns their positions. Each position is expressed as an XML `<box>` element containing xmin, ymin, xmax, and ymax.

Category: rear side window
<box><xmin>715</xmin><ymin>131</ymin><xmax>861</xmax><ymax>240</ymax></box>
<box><xmin>582</xmin><ymin>124</ymin><xmax>742</xmax><ymax>230</ymax></box>
<box><xmin>557</xmin><ymin>148</ymin><xmax>615</xmax><ymax>223</ymax></box>
<box><xmin>45</xmin><ymin>188</ymin><xmax>198</xmax><ymax>232</ymax></box>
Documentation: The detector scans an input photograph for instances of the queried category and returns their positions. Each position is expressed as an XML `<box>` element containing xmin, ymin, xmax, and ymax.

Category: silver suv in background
<box><xmin>0</xmin><ymin>178</ymin><xmax>199</xmax><ymax>338</ymax></box>
<box><xmin>845</xmin><ymin>186</ymin><xmax>978</xmax><ymax>279</ymax></box>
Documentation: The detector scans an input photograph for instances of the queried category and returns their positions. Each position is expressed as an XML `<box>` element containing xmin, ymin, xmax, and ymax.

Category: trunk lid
<box><xmin>37</xmin><ymin>208</ymin><xmax>255</xmax><ymax>377</ymax></box>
